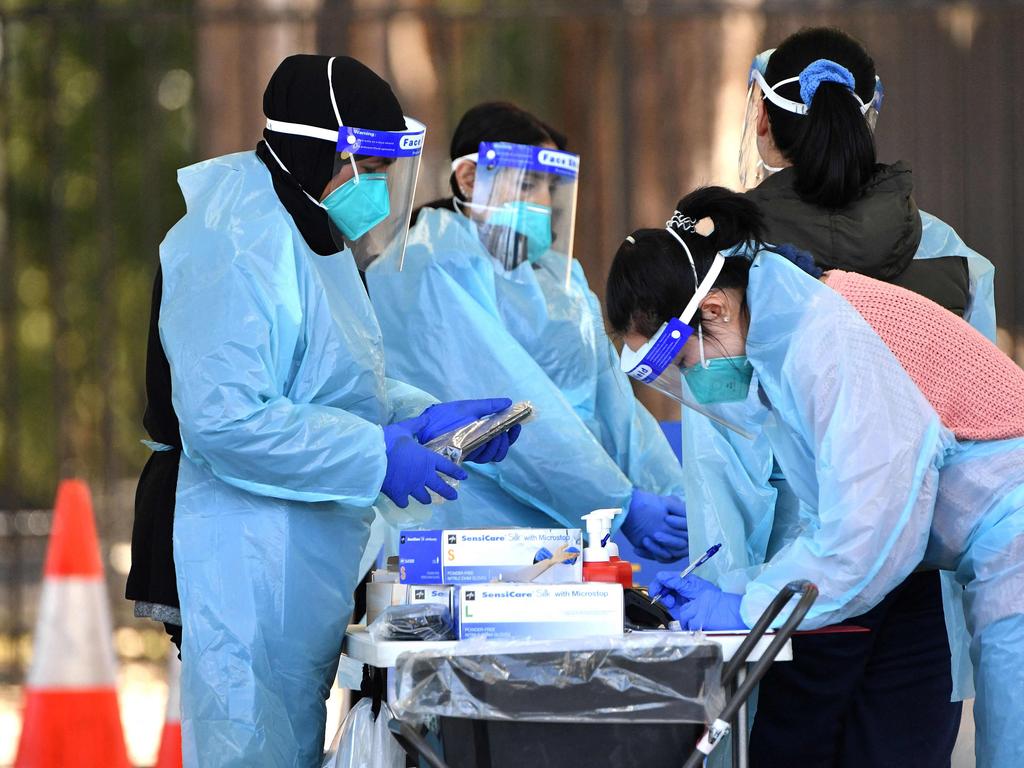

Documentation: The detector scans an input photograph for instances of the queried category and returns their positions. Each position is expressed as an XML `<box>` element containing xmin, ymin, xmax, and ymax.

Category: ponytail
<box><xmin>671</xmin><ymin>186</ymin><xmax>765</xmax><ymax>253</ymax></box>
<box><xmin>790</xmin><ymin>81</ymin><xmax>876</xmax><ymax>207</ymax></box>
<box><xmin>763</xmin><ymin>27</ymin><xmax>878</xmax><ymax>209</ymax></box>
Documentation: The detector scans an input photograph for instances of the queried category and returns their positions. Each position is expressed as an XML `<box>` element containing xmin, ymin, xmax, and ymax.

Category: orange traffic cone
<box><xmin>154</xmin><ymin>650</ymin><xmax>183</xmax><ymax>768</ymax></box>
<box><xmin>15</xmin><ymin>479</ymin><xmax>131</xmax><ymax>768</ymax></box>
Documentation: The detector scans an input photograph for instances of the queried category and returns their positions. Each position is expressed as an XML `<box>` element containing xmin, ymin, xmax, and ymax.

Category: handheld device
<box><xmin>425</xmin><ymin>401</ymin><xmax>534</xmax><ymax>464</ymax></box>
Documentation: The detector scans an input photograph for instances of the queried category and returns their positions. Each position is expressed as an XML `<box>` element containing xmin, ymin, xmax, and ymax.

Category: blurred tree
<box><xmin>0</xmin><ymin>5</ymin><xmax>194</xmax><ymax>508</ymax></box>
<box><xmin>0</xmin><ymin>0</ymin><xmax>1019</xmax><ymax>539</ymax></box>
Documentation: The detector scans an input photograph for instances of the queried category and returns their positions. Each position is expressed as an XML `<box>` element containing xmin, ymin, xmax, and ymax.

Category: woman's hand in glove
<box><xmin>622</xmin><ymin>490</ymin><xmax>688</xmax><ymax>562</ymax></box>
<box><xmin>381</xmin><ymin>423</ymin><xmax>467</xmax><ymax>508</ymax></box>
<box><xmin>649</xmin><ymin>572</ymin><xmax>746</xmax><ymax>630</ymax></box>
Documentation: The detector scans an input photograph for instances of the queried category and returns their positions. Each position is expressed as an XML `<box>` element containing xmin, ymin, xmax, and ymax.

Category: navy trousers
<box><xmin>750</xmin><ymin>569</ymin><xmax>962</xmax><ymax>768</ymax></box>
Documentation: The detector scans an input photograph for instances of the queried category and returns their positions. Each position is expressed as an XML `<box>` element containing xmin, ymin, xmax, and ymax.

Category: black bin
<box><xmin>396</xmin><ymin>636</ymin><xmax>724</xmax><ymax>768</ymax></box>
<box><xmin>438</xmin><ymin>718</ymin><xmax>701</xmax><ymax>768</ymax></box>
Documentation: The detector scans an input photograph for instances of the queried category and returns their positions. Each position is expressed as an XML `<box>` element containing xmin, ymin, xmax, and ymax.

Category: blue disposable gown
<box><xmin>366</xmin><ymin>207</ymin><xmax>684</xmax><ymax>531</ymax></box>
<box><xmin>160</xmin><ymin>152</ymin><xmax>433</xmax><ymax>766</ymax></box>
<box><xmin>715</xmin><ymin>253</ymin><xmax>1024</xmax><ymax>768</ymax></box>
<box><xmin>684</xmin><ymin>213</ymin><xmax>996</xmax><ymax>693</ymax></box>
<box><xmin>736</xmin><ymin>253</ymin><xmax>954</xmax><ymax>626</ymax></box>
<box><xmin>915</xmin><ymin>211</ymin><xmax>996</xmax><ymax>698</ymax></box>
<box><xmin>925</xmin><ymin>437</ymin><xmax>1024</xmax><ymax>768</ymax></box>
<box><xmin>686</xmin><ymin>213</ymin><xmax>997</xmax><ymax>583</ymax></box>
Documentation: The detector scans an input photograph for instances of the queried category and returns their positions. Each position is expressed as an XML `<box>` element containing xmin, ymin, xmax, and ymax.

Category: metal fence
<box><xmin>1</xmin><ymin>0</ymin><xmax>1022</xmax><ymax>681</ymax></box>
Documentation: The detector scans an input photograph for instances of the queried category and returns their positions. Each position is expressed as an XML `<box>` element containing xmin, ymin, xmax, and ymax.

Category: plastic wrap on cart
<box><xmin>393</xmin><ymin>633</ymin><xmax>725</xmax><ymax>725</ymax></box>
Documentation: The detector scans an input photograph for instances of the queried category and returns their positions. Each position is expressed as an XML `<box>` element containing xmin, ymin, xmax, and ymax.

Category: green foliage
<box><xmin>2</xmin><ymin>9</ymin><xmax>194</xmax><ymax>505</ymax></box>
<box><xmin>448</xmin><ymin>17</ymin><xmax>559</xmax><ymax>127</ymax></box>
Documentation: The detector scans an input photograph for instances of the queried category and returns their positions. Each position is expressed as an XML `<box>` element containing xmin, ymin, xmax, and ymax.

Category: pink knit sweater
<box><xmin>824</xmin><ymin>270</ymin><xmax>1024</xmax><ymax>441</ymax></box>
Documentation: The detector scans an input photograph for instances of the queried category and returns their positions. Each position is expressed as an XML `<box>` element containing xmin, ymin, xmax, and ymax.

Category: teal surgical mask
<box><xmin>684</xmin><ymin>356</ymin><xmax>754</xmax><ymax>404</ymax></box>
<box><xmin>322</xmin><ymin>172</ymin><xmax>390</xmax><ymax>241</ymax></box>
<box><xmin>487</xmin><ymin>201</ymin><xmax>553</xmax><ymax>264</ymax></box>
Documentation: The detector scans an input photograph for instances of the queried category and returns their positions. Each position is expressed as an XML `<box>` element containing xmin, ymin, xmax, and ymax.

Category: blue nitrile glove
<box><xmin>415</xmin><ymin>398</ymin><xmax>520</xmax><ymax>464</ymax></box>
<box><xmin>650</xmin><ymin>572</ymin><xmax>746</xmax><ymax>630</ymax></box>
<box><xmin>415</xmin><ymin>398</ymin><xmax>513</xmax><ymax>442</ymax></box>
<box><xmin>647</xmin><ymin>562</ymin><xmax>689</xmax><ymax>608</ymax></box>
<box><xmin>381</xmin><ymin>422</ymin><xmax>468</xmax><ymax>508</ymax></box>
<box><xmin>463</xmin><ymin>424</ymin><xmax>521</xmax><ymax>464</ymax></box>
<box><xmin>621</xmin><ymin>490</ymin><xmax>688</xmax><ymax>563</ymax></box>
<box><xmin>649</xmin><ymin>569</ymin><xmax>706</xmax><ymax>611</ymax></box>
<box><xmin>534</xmin><ymin>545</ymin><xmax>580</xmax><ymax>565</ymax></box>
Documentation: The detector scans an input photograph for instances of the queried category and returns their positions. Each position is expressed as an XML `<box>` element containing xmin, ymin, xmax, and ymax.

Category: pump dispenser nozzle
<box><xmin>582</xmin><ymin>511</ymin><xmax>611</xmax><ymax>563</ymax></box>
<box><xmin>600</xmin><ymin>508</ymin><xmax>622</xmax><ymax>558</ymax></box>
<box><xmin>580</xmin><ymin>507</ymin><xmax>634</xmax><ymax>588</ymax></box>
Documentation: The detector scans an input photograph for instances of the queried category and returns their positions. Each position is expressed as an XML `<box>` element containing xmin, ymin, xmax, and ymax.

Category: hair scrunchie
<box><xmin>799</xmin><ymin>59</ymin><xmax>856</xmax><ymax>105</ymax></box>
<box><xmin>769</xmin><ymin>243</ymin><xmax>824</xmax><ymax>278</ymax></box>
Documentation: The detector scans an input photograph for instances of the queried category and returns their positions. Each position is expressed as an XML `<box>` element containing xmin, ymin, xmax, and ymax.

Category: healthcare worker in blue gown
<box><xmin>158</xmin><ymin>55</ymin><xmax>520</xmax><ymax>767</ymax></box>
<box><xmin>367</xmin><ymin>102</ymin><xmax>687</xmax><ymax>560</ymax></box>
<box><xmin>669</xmin><ymin>28</ymin><xmax>998</xmax><ymax>768</ymax></box>
<box><xmin>609</xmin><ymin>186</ymin><xmax>1024</xmax><ymax>768</ymax></box>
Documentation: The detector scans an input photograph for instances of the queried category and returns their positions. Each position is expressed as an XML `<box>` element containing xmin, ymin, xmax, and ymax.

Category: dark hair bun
<box><xmin>673</xmin><ymin>186</ymin><xmax>765</xmax><ymax>253</ymax></box>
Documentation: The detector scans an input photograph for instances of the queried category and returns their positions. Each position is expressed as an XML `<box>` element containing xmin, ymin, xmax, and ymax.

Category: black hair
<box><xmin>448</xmin><ymin>102</ymin><xmax>564</xmax><ymax>201</ymax></box>
<box><xmin>606</xmin><ymin>187</ymin><xmax>764</xmax><ymax>340</ymax></box>
<box><xmin>763</xmin><ymin>27</ymin><xmax>877</xmax><ymax>209</ymax></box>
<box><xmin>414</xmin><ymin>102</ymin><xmax>565</xmax><ymax>222</ymax></box>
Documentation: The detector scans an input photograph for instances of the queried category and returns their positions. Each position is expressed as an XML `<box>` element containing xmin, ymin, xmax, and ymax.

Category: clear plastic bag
<box><xmin>385</xmin><ymin>401</ymin><xmax>536</xmax><ymax>508</ymax></box>
<box><xmin>367</xmin><ymin>603</ymin><xmax>455</xmax><ymax>642</ymax></box>
<box><xmin>393</xmin><ymin>632</ymin><xmax>725</xmax><ymax>726</ymax></box>
<box><xmin>424</xmin><ymin>401</ymin><xmax>535</xmax><ymax>463</ymax></box>
<box><xmin>322</xmin><ymin>698</ymin><xmax>405</xmax><ymax>768</ymax></box>
<box><xmin>374</xmin><ymin>493</ymin><xmax>435</xmax><ymax>528</ymax></box>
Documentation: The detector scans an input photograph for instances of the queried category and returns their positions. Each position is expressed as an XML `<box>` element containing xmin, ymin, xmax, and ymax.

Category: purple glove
<box><xmin>621</xmin><ymin>490</ymin><xmax>688</xmax><ymax>563</ymax></box>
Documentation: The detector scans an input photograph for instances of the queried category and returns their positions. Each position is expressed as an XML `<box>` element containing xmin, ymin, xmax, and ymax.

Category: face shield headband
<box><xmin>617</xmin><ymin>218</ymin><xmax>752</xmax><ymax>439</ymax></box>
<box><xmin>738</xmin><ymin>51</ymin><xmax>884</xmax><ymax>189</ymax></box>
<box><xmin>750</xmin><ymin>57</ymin><xmax>882</xmax><ymax>118</ymax></box>
<box><xmin>263</xmin><ymin>57</ymin><xmax>426</xmax><ymax>268</ymax></box>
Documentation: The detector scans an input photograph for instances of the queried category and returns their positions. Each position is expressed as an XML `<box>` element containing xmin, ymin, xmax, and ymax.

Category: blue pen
<box><xmin>650</xmin><ymin>543</ymin><xmax>723</xmax><ymax>605</ymax></box>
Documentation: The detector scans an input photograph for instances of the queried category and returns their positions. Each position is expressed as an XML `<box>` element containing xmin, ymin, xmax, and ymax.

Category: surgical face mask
<box><xmin>486</xmin><ymin>201</ymin><xmax>553</xmax><ymax>264</ymax></box>
<box><xmin>322</xmin><ymin>172</ymin><xmax>391</xmax><ymax>241</ymax></box>
<box><xmin>683</xmin><ymin>356</ymin><xmax>754</xmax><ymax>404</ymax></box>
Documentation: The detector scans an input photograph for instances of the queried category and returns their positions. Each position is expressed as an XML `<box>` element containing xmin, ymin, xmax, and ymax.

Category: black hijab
<box><xmin>256</xmin><ymin>54</ymin><xmax>406</xmax><ymax>255</ymax></box>
<box><xmin>127</xmin><ymin>55</ymin><xmax>405</xmax><ymax>617</ymax></box>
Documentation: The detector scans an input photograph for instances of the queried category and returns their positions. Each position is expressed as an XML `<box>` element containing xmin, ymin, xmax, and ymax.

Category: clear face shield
<box><xmin>324</xmin><ymin>119</ymin><xmax>426</xmax><ymax>270</ymax></box>
<box><xmin>263</xmin><ymin>56</ymin><xmax>425</xmax><ymax>270</ymax></box>
<box><xmin>618</xmin><ymin>226</ymin><xmax>753</xmax><ymax>440</ymax></box>
<box><xmin>738</xmin><ymin>48</ymin><xmax>885</xmax><ymax>190</ymax></box>
<box><xmin>453</xmin><ymin>142</ymin><xmax>579</xmax><ymax>287</ymax></box>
